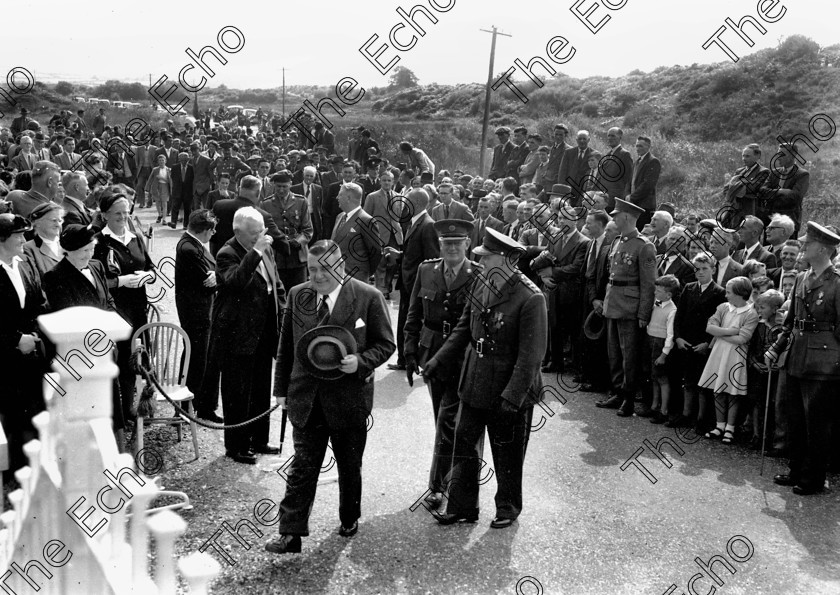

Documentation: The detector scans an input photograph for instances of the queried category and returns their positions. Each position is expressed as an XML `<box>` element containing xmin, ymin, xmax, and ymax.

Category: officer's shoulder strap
<box><xmin>517</xmin><ymin>273</ymin><xmax>541</xmax><ymax>294</ymax></box>
<box><xmin>421</xmin><ymin>257</ymin><xmax>443</xmax><ymax>264</ymax></box>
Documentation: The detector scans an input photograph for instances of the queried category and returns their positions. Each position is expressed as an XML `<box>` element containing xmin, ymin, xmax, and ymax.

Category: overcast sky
<box><xmin>4</xmin><ymin>0</ymin><xmax>837</xmax><ymax>91</ymax></box>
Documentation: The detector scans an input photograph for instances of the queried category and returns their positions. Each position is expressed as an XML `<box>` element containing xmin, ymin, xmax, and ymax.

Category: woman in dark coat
<box><xmin>44</xmin><ymin>224</ymin><xmax>127</xmax><ymax>440</ymax></box>
<box><xmin>92</xmin><ymin>188</ymin><xmax>155</xmax><ymax>422</ymax></box>
<box><xmin>22</xmin><ymin>202</ymin><xmax>64</xmax><ymax>281</ymax></box>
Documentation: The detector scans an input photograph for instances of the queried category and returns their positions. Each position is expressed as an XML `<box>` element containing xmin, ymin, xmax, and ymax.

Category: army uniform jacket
<box><xmin>432</xmin><ymin>272</ymin><xmax>547</xmax><ymax>409</ymax></box>
<box><xmin>602</xmin><ymin>228</ymin><xmax>656</xmax><ymax>323</ymax></box>
<box><xmin>404</xmin><ymin>258</ymin><xmax>480</xmax><ymax>379</ymax></box>
<box><xmin>260</xmin><ymin>194</ymin><xmax>313</xmax><ymax>268</ymax></box>
<box><xmin>771</xmin><ymin>267</ymin><xmax>840</xmax><ymax>379</ymax></box>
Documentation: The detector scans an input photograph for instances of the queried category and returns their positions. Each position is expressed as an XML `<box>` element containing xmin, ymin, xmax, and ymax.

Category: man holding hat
<box><xmin>266</xmin><ymin>240</ymin><xmax>395</xmax><ymax>554</ymax></box>
<box><xmin>260</xmin><ymin>171</ymin><xmax>313</xmax><ymax>290</ymax></box>
<box><xmin>0</xmin><ymin>213</ymin><xmax>47</xmax><ymax>472</ymax></box>
<box><xmin>404</xmin><ymin>219</ymin><xmax>480</xmax><ymax>509</ymax></box>
<box><xmin>596</xmin><ymin>198</ymin><xmax>657</xmax><ymax>416</ymax></box>
<box><xmin>767</xmin><ymin>221</ymin><xmax>840</xmax><ymax>495</ymax></box>
<box><xmin>424</xmin><ymin>227</ymin><xmax>547</xmax><ymax>529</ymax></box>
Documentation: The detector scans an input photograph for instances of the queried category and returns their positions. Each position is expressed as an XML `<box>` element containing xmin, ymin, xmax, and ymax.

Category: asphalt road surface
<box><xmin>135</xmin><ymin>207</ymin><xmax>840</xmax><ymax>595</ymax></box>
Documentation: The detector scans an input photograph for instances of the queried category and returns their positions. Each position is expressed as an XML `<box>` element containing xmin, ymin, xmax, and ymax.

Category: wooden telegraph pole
<box><xmin>479</xmin><ymin>26</ymin><xmax>512</xmax><ymax>177</ymax></box>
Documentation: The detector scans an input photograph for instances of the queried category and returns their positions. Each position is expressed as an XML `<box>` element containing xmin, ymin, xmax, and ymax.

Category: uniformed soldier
<box><xmin>216</xmin><ymin>141</ymin><xmax>252</xmax><ymax>188</ymax></box>
<box><xmin>258</xmin><ymin>171</ymin><xmax>313</xmax><ymax>291</ymax></box>
<box><xmin>767</xmin><ymin>221</ymin><xmax>840</xmax><ymax>495</ymax></box>
<box><xmin>423</xmin><ymin>227</ymin><xmax>547</xmax><ymax>529</ymax></box>
<box><xmin>404</xmin><ymin>219</ymin><xmax>480</xmax><ymax>509</ymax></box>
<box><xmin>595</xmin><ymin>198</ymin><xmax>657</xmax><ymax>417</ymax></box>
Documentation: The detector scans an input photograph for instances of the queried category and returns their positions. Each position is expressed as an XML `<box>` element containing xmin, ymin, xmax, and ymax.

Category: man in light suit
<box><xmin>190</xmin><ymin>142</ymin><xmax>216</xmax><ymax>209</ymax></box>
<box><xmin>291</xmin><ymin>166</ymin><xmax>325</xmax><ymax>241</ymax></box>
<box><xmin>388</xmin><ymin>187</ymin><xmax>439</xmax><ymax>370</ymax></box>
<box><xmin>133</xmin><ymin>136</ymin><xmax>158</xmax><ymax>208</ymax></box>
<box><xmin>331</xmin><ymin>182</ymin><xmax>381</xmax><ymax>282</ymax></box>
<box><xmin>626</xmin><ymin>136</ymin><xmax>661</xmax><ymax>230</ymax></box>
<box><xmin>431</xmin><ymin>182</ymin><xmax>473</xmax><ymax>222</ymax></box>
<box><xmin>52</xmin><ymin>137</ymin><xmax>83</xmax><ymax>171</ymax></box>
<box><xmin>210</xmin><ymin>207</ymin><xmax>285</xmax><ymax>464</ymax></box>
<box><xmin>265</xmin><ymin>240</ymin><xmax>395</xmax><ymax>554</ymax></box>
<box><xmin>362</xmin><ymin>171</ymin><xmax>404</xmax><ymax>296</ymax></box>
<box><xmin>557</xmin><ymin>130</ymin><xmax>593</xmax><ymax>204</ymax></box>
<box><xmin>10</xmin><ymin>136</ymin><xmax>37</xmax><ymax>172</ymax></box>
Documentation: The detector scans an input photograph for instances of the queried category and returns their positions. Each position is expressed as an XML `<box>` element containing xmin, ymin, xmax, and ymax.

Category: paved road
<box><xmin>135</xmin><ymin>207</ymin><xmax>840</xmax><ymax>595</ymax></box>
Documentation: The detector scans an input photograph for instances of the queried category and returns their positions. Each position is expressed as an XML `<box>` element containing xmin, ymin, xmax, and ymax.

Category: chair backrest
<box><xmin>146</xmin><ymin>302</ymin><xmax>161</xmax><ymax>324</ymax></box>
<box><xmin>131</xmin><ymin>322</ymin><xmax>191</xmax><ymax>387</ymax></box>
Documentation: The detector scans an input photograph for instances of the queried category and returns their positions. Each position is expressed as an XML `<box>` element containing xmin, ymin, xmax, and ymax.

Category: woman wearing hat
<box><xmin>43</xmin><ymin>224</ymin><xmax>126</xmax><ymax>442</ymax></box>
<box><xmin>22</xmin><ymin>202</ymin><xmax>64</xmax><ymax>281</ymax></box>
<box><xmin>93</xmin><ymin>191</ymin><xmax>155</xmax><ymax>420</ymax></box>
<box><xmin>145</xmin><ymin>153</ymin><xmax>172</xmax><ymax>225</ymax></box>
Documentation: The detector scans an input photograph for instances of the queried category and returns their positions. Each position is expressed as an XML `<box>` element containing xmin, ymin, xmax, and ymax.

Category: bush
<box><xmin>55</xmin><ymin>81</ymin><xmax>74</xmax><ymax>96</ymax></box>
<box><xmin>581</xmin><ymin>102</ymin><xmax>599</xmax><ymax>118</ymax></box>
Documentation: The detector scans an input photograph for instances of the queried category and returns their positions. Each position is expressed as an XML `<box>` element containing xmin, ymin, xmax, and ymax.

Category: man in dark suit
<box><xmin>721</xmin><ymin>143</ymin><xmax>770</xmax><ymax>229</ymax></box>
<box><xmin>169</xmin><ymin>153</ymin><xmax>195</xmax><ymax>229</ymax></box>
<box><xmin>531</xmin><ymin>205</ymin><xmax>590</xmax><ymax>373</ymax></box>
<box><xmin>470</xmin><ymin>197</ymin><xmax>505</xmax><ymax>249</ymax></box>
<box><xmin>504</xmin><ymin>127</ymin><xmax>530</xmax><ymax>183</ymax></box>
<box><xmin>206</xmin><ymin>173</ymin><xmax>233</xmax><ymax>210</ymax></box>
<box><xmin>709</xmin><ymin>226</ymin><xmax>744</xmax><ymax>287</ymax></box>
<box><xmin>60</xmin><ymin>171</ymin><xmax>95</xmax><ymax>228</ymax></box>
<box><xmin>291</xmin><ymin>166</ymin><xmax>325</xmax><ymax>241</ymax></box>
<box><xmin>313</xmin><ymin>122</ymin><xmax>335</xmax><ymax>154</ymax></box>
<box><xmin>626</xmin><ymin>136</ymin><xmax>661</xmax><ymax>230</ymax></box>
<box><xmin>318</xmin><ymin>156</ymin><xmax>344</xmax><ymax>191</ymax></box>
<box><xmin>541</xmin><ymin>124</ymin><xmax>571</xmax><ymax>188</ymax></box>
<box><xmin>759</xmin><ymin>142</ymin><xmax>810</xmax><ymax>235</ymax></box>
<box><xmin>359</xmin><ymin>158</ymin><xmax>381</xmax><ymax>204</ymax></box>
<box><xmin>330</xmin><ymin>182</ymin><xmax>381</xmax><ymax>282</ymax></box>
<box><xmin>210</xmin><ymin>175</ymin><xmax>289</xmax><ymax>257</ymax></box>
<box><xmin>265</xmin><ymin>240</ymin><xmax>395</xmax><ymax>553</ymax></box>
<box><xmin>425</xmin><ymin>228</ymin><xmax>547</xmax><ymax>529</ymax></box>
<box><xmin>52</xmin><ymin>137</ymin><xmax>83</xmax><ymax>171</ymax></box>
<box><xmin>388</xmin><ymin>187</ymin><xmax>440</xmax><ymax>371</ymax></box>
<box><xmin>0</xmin><ymin>214</ymin><xmax>47</xmax><ymax>472</ymax></box>
<box><xmin>10</xmin><ymin>108</ymin><xmax>33</xmax><ymax>138</ymax></box>
<box><xmin>733</xmin><ymin>216</ymin><xmax>777</xmax><ymax>267</ymax></box>
<box><xmin>105</xmin><ymin>141</ymin><xmax>136</xmax><ymax>187</ymax></box>
<box><xmin>599</xmin><ymin>127</ymin><xmax>634</xmax><ymax>205</ymax></box>
<box><xmin>557</xmin><ymin>130</ymin><xmax>592</xmax><ymax>204</ymax></box>
<box><xmin>210</xmin><ymin>206</ymin><xmax>285</xmax><ymax>464</ymax></box>
<box><xmin>657</xmin><ymin>228</ymin><xmax>696</xmax><ymax>287</ymax></box>
<box><xmin>488</xmin><ymin>127</ymin><xmax>513</xmax><ymax>181</ymax></box>
<box><xmin>190</xmin><ymin>143</ymin><xmax>216</xmax><ymax>209</ymax></box>
<box><xmin>431</xmin><ymin>182</ymin><xmax>473</xmax><ymax>222</ymax></box>
<box><xmin>323</xmin><ymin>162</ymin><xmax>357</xmax><ymax>240</ymax></box>
<box><xmin>176</xmin><ymin>210</ymin><xmax>220</xmax><ymax>422</ymax></box>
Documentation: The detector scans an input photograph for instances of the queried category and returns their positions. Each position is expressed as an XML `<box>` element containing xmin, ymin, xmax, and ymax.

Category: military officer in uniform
<box><xmin>767</xmin><ymin>221</ymin><xmax>840</xmax><ymax>495</ymax></box>
<box><xmin>260</xmin><ymin>171</ymin><xmax>313</xmax><ymax>290</ymax></box>
<box><xmin>423</xmin><ymin>227</ymin><xmax>547</xmax><ymax>529</ymax></box>
<box><xmin>216</xmin><ymin>142</ymin><xmax>252</xmax><ymax>189</ymax></box>
<box><xmin>595</xmin><ymin>198</ymin><xmax>657</xmax><ymax>417</ymax></box>
<box><xmin>404</xmin><ymin>219</ymin><xmax>481</xmax><ymax>509</ymax></box>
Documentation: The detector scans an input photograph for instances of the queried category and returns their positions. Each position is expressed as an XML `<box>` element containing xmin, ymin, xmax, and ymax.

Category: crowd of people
<box><xmin>0</xmin><ymin>106</ymin><xmax>838</xmax><ymax>550</ymax></box>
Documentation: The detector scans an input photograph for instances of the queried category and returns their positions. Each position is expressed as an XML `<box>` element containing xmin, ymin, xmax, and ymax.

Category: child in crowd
<box><xmin>698</xmin><ymin>277</ymin><xmax>760</xmax><ymax>444</ymax></box>
<box><xmin>749</xmin><ymin>276</ymin><xmax>774</xmax><ymax>302</ymax></box>
<box><xmin>646</xmin><ymin>275</ymin><xmax>680</xmax><ymax>424</ymax></box>
<box><xmin>742</xmin><ymin>259</ymin><xmax>767</xmax><ymax>281</ymax></box>
<box><xmin>672</xmin><ymin>253</ymin><xmax>726</xmax><ymax>430</ymax></box>
<box><xmin>746</xmin><ymin>290</ymin><xmax>786</xmax><ymax>450</ymax></box>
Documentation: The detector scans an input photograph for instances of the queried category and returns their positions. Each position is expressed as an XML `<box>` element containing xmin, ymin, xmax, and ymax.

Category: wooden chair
<box><xmin>131</xmin><ymin>322</ymin><xmax>199</xmax><ymax>461</ymax></box>
<box><xmin>146</xmin><ymin>302</ymin><xmax>161</xmax><ymax>324</ymax></box>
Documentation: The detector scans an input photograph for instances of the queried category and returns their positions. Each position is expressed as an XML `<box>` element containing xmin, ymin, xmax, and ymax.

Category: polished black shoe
<box><xmin>424</xmin><ymin>492</ymin><xmax>443</xmax><ymax>510</ymax></box>
<box><xmin>793</xmin><ymin>483</ymin><xmax>825</xmax><ymax>496</ymax></box>
<box><xmin>635</xmin><ymin>404</ymin><xmax>655</xmax><ymax>418</ymax></box>
<box><xmin>198</xmin><ymin>412</ymin><xmax>224</xmax><ymax>424</ymax></box>
<box><xmin>254</xmin><ymin>444</ymin><xmax>281</xmax><ymax>455</ymax></box>
<box><xmin>596</xmin><ymin>395</ymin><xmax>623</xmax><ymax>409</ymax></box>
<box><xmin>265</xmin><ymin>534</ymin><xmax>301</xmax><ymax>554</ymax></box>
<box><xmin>431</xmin><ymin>511</ymin><xmax>478</xmax><ymax>525</ymax></box>
<box><xmin>338</xmin><ymin>521</ymin><xmax>359</xmax><ymax>537</ymax></box>
<box><xmin>490</xmin><ymin>517</ymin><xmax>514</xmax><ymax>529</ymax></box>
<box><xmin>617</xmin><ymin>401</ymin><xmax>634</xmax><ymax>417</ymax></box>
<box><xmin>167</xmin><ymin>222</ymin><xmax>176</xmax><ymax>229</ymax></box>
<box><xmin>226</xmin><ymin>450</ymin><xmax>257</xmax><ymax>465</ymax></box>
<box><xmin>387</xmin><ymin>363</ymin><xmax>406</xmax><ymax>371</ymax></box>
<box><xmin>773</xmin><ymin>474</ymin><xmax>798</xmax><ymax>486</ymax></box>
<box><xmin>650</xmin><ymin>412</ymin><xmax>668</xmax><ymax>424</ymax></box>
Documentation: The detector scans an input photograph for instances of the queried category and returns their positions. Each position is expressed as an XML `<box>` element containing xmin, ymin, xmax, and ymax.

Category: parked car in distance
<box><xmin>73</xmin><ymin>96</ymin><xmax>87</xmax><ymax>103</ymax></box>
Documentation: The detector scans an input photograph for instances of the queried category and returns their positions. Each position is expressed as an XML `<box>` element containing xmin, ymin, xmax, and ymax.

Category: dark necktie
<box><xmin>317</xmin><ymin>295</ymin><xmax>330</xmax><ymax>324</ymax></box>
<box><xmin>588</xmin><ymin>240</ymin><xmax>598</xmax><ymax>272</ymax></box>
<box><xmin>445</xmin><ymin>267</ymin><xmax>454</xmax><ymax>289</ymax></box>
<box><xmin>655</xmin><ymin>300</ymin><xmax>663</xmax><ymax>307</ymax></box>
<box><xmin>444</xmin><ymin>204</ymin><xmax>450</xmax><ymax>218</ymax></box>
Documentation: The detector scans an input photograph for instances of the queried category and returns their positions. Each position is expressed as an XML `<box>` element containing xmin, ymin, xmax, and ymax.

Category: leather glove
<box><xmin>406</xmin><ymin>355</ymin><xmax>420</xmax><ymax>387</ymax></box>
<box><xmin>421</xmin><ymin>358</ymin><xmax>440</xmax><ymax>382</ymax></box>
<box><xmin>288</xmin><ymin>239</ymin><xmax>301</xmax><ymax>250</ymax></box>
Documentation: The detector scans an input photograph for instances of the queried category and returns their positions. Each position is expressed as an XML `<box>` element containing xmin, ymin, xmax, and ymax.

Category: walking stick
<box><xmin>759</xmin><ymin>366</ymin><xmax>775</xmax><ymax>476</ymax></box>
<box><xmin>278</xmin><ymin>397</ymin><xmax>288</xmax><ymax>457</ymax></box>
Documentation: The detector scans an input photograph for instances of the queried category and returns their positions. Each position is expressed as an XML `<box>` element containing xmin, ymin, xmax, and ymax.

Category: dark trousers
<box><xmin>446</xmin><ymin>401</ymin><xmax>532</xmax><ymax>520</ymax></box>
<box><xmin>427</xmin><ymin>376</ymin><xmax>461</xmax><ymax>492</ymax></box>
<box><xmin>395</xmin><ymin>286</ymin><xmax>409</xmax><ymax>365</ymax></box>
<box><xmin>194</xmin><ymin>188</ymin><xmax>210</xmax><ymax>210</ymax></box>
<box><xmin>606</xmin><ymin>318</ymin><xmax>644</xmax><ymax>400</ymax></box>
<box><xmin>135</xmin><ymin>166</ymin><xmax>152</xmax><ymax>205</ymax></box>
<box><xmin>277</xmin><ymin>266</ymin><xmax>307</xmax><ymax>294</ymax></box>
<box><xmin>277</xmin><ymin>396</ymin><xmax>367</xmax><ymax>535</ymax></box>
<box><xmin>219</xmin><ymin>329</ymin><xmax>272</xmax><ymax>453</ymax></box>
<box><xmin>786</xmin><ymin>376</ymin><xmax>837</xmax><ymax>488</ymax></box>
<box><xmin>179</xmin><ymin>314</ymin><xmax>213</xmax><ymax>414</ymax></box>
<box><xmin>635</xmin><ymin>209</ymin><xmax>653</xmax><ymax>231</ymax></box>
<box><xmin>170</xmin><ymin>192</ymin><xmax>192</xmax><ymax>225</ymax></box>
<box><xmin>773</xmin><ymin>370</ymin><xmax>790</xmax><ymax>451</ymax></box>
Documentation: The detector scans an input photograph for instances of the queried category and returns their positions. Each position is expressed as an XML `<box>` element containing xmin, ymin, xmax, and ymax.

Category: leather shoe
<box><xmin>198</xmin><ymin>412</ymin><xmax>224</xmax><ymax>424</ymax></box>
<box><xmin>773</xmin><ymin>474</ymin><xmax>798</xmax><ymax>486</ymax></box>
<box><xmin>265</xmin><ymin>534</ymin><xmax>301</xmax><ymax>554</ymax></box>
<box><xmin>635</xmin><ymin>404</ymin><xmax>655</xmax><ymax>418</ymax></box>
<box><xmin>387</xmin><ymin>363</ymin><xmax>406</xmax><ymax>371</ymax></box>
<box><xmin>226</xmin><ymin>450</ymin><xmax>256</xmax><ymax>465</ymax></box>
<box><xmin>254</xmin><ymin>444</ymin><xmax>281</xmax><ymax>455</ymax></box>
<box><xmin>431</xmin><ymin>511</ymin><xmax>478</xmax><ymax>525</ymax></box>
<box><xmin>664</xmin><ymin>415</ymin><xmax>687</xmax><ymax>428</ymax></box>
<box><xmin>596</xmin><ymin>395</ymin><xmax>622</xmax><ymax>409</ymax></box>
<box><xmin>617</xmin><ymin>401</ymin><xmax>634</xmax><ymax>417</ymax></box>
<box><xmin>792</xmin><ymin>483</ymin><xmax>825</xmax><ymax>496</ymax></box>
<box><xmin>490</xmin><ymin>517</ymin><xmax>514</xmax><ymax>529</ymax></box>
<box><xmin>338</xmin><ymin>521</ymin><xmax>358</xmax><ymax>537</ymax></box>
<box><xmin>167</xmin><ymin>222</ymin><xmax>176</xmax><ymax>229</ymax></box>
<box><xmin>424</xmin><ymin>492</ymin><xmax>443</xmax><ymax>510</ymax></box>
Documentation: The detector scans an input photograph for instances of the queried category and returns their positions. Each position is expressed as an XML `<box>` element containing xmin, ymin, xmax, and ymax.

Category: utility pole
<box><xmin>479</xmin><ymin>26</ymin><xmax>512</xmax><ymax>177</ymax></box>
<box><xmin>282</xmin><ymin>67</ymin><xmax>286</xmax><ymax>119</ymax></box>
